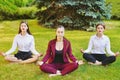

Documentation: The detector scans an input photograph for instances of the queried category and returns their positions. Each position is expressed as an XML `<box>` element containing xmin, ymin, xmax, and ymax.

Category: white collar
<box><xmin>95</xmin><ymin>34</ymin><xmax>105</xmax><ymax>39</ymax></box>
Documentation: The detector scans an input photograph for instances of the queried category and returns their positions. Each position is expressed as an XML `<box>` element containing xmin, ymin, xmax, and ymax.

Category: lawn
<box><xmin>0</xmin><ymin>20</ymin><xmax>120</xmax><ymax>80</ymax></box>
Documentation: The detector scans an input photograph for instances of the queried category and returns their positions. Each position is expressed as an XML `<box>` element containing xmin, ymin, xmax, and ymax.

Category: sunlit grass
<box><xmin>0</xmin><ymin>20</ymin><xmax>120</xmax><ymax>80</ymax></box>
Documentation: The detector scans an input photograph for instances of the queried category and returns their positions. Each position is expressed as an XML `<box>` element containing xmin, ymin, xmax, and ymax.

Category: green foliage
<box><xmin>16</xmin><ymin>6</ymin><xmax>37</xmax><ymax>19</ymax></box>
<box><xmin>35</xmin><ymin>0</ymin><xmax>111</xmax><ymax>29</ymax></box>
<box><xmin>0</xmin><ymin>0</ymin><xmax>17</xmax><ymax>20</ymax></box>
<box><xmin>0</xmin><ymin>0</ymin><xmax>36</xmax><ymax>20</ymax></box>
<box><xmin>13</xmin><ymin>0</ymin><xmax>34</xmax><ymax>7</ymax></box>
<box><xmin>107</xmin><ymin>0</ymin><xmax>120</xmax><ymax>20</ymax></box>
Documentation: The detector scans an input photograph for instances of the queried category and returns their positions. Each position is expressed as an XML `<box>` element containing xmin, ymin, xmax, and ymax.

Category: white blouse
<box><xmin>84</xmin><ymin>35</ymin><xmax>115</xmax><ymax>56</ymax></box>
<box><xmin>5</xmin><ymin>33</ymin><xmax>39</xmax><ymax>55</ymax></box>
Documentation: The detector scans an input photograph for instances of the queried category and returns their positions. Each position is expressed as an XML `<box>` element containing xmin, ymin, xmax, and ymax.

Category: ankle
<box><xmin>95</xmin><ymin>60</ymin><xmax>102</xmax><ymax>64</ymax></box>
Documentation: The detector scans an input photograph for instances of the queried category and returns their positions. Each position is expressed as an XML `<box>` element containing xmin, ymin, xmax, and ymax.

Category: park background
<box><xmin>0</xmin><ymin>0</ymin><xmax>120</xmax><ymax>80</ymax></box>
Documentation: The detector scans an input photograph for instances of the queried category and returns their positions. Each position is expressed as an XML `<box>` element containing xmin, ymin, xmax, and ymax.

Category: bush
<box><xmin>0</xmin><ymin>0</ymin><xmax>17</xmax><ymax>20</ymax></box>
<box><xmin>0</xmin><ymin>0</ymin><xmax>37</xmax><ymax>20</ymax></box>
<box><xmin>16</xmin><ymin>6</ymin><xmax>37</xmax><ymax>19</ymax></box>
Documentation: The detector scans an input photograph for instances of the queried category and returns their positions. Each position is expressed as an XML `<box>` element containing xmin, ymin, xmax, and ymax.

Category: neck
<box><xmin>96</xmin><ymin>33</ymin><xmax>103</xmax><ymax>38</ymax></box>
<box><xmin>57</xmin><ymin>37</ymin><xmax>63</xmax><ymax>42</ymax></box>
<box><xmin>21</xmin><ymin>32</ymin><xmax>27</xmax><ymax>36</ymax></box>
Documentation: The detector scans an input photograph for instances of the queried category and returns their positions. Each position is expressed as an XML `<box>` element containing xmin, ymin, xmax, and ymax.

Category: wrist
<box><xmin>75</xmin><ymin>60</ymin><xmax>78</xmax><ymax>63</ymax></box>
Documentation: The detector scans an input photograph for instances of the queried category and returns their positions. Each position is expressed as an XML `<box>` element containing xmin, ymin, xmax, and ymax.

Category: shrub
<box><xmin>0</xmin><ymin>0</ymin><xmax>37</xmax><ymax>20</ymax></box>
<box><xmin>16</xmin><ymin>6</ymin><xmax>37</xmax><ymax>19</ymax></box>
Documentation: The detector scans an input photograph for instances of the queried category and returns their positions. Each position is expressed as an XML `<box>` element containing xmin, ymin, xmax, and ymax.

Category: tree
<box><xmin>35</xmin><ymin>0</ymin><xmax>111</xmax><ymax>29</ymax></box>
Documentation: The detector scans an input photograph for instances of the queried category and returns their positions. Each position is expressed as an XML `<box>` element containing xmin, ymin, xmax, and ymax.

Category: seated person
<box><xmin>1</xmin><ymin>21</ymin><xmax>42</xmax><ymax>64</ymax></box>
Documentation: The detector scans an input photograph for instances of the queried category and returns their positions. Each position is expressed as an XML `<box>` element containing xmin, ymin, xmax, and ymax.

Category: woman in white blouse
<box><xmin>1</xmin><ymin>21</ymin><xmax>42</xmax><ymax>64</ymax></box>
<box><xmin>80</xmin><ymin>23</ymin><xmax>119</xmax><ymax>66</ymax></box>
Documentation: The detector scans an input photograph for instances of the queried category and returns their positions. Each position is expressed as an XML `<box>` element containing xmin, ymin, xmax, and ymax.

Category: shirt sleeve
<box><xmin>67</xmin><ymin>41</ymin><xmax>77</xmax><ymax>62</ymax></box>
<box><xmin>42</xmin><ymin>41</ymin><xmax>52</xmax><ymax>63</ymax></box>
<box><xmin>30</xmin><ymin>36</ymin><xmax>39</xmax><ymax>55</ymax></box>
<box><xmin>84</xmin><ymin>36</ymin><xmax>93</xmax><ymax>53</ymax></box>
<box><xmin>106</xmin><ymin>37</ymin><xmax>115</xmax><ymax>56</ymax></box>
<box><xmin>5</xmin><ymin>36</ymin><xmax>17</xmax><ymax>55</ymax></box>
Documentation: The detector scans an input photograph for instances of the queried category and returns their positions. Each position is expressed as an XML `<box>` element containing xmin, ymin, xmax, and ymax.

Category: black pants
<box><xmin>14</xmin><ymin>51</ymin><xmax>32</xmax><ymax>60</ymax></box>
<box><xmin>83</xmin><ymin>53</ymin><xmax>116</xmax><ymax>65</ymax></box>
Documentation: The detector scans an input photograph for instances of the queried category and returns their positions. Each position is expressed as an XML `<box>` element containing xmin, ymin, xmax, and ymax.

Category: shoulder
<box><xmin>63</xmin><ymin>37</ymin><xmax>70</xmax><ymax>44</ymax></box>
<box><xmin>15</xmin><ymin>34</ymin><xmax>20</xmax><ymax>37</ymax></box>
<box><xmin>91</xmin><ymin>35</ymin><xmax>96</xmax><ymax>38</ymax></box>
<box><xmin>103</xmin><ymin>35</ymin><xmax>109</xmax><ymax>38</ymax></box>
<box><xmin>103</xmin><ymin>35</ymin><xmax>110</xmax><ymax>40</ymax></box>
<box><xmin>29</xmin><ymin>35</ymin><xmax>34</xmax><ymax>38</ymax></box>
<box><xmin>90</xmin><ymin>35</ymin><xmax>96</xmax><ymax>40</ymax></box>
<box><xmin>49</xmin><ymin>39</ymin><xmax>56</xmax><ymax>44</ymax></box>
<box><xmin>14</xmin><ymin>34</ymin><xmax>20</xmax><ymax>39</ymax></box>
<box><xmin>26</xmin><ymin>34</ymin><xmax>34</xmax><ymax>39</ymax></box>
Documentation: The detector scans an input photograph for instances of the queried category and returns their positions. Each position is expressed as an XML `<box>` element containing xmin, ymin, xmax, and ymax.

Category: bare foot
<box><xmin>10</xmin><ymin>59</ymin><xmax>22</xmax><ymax>64</ymax></box>
<box><xmin>49</xmin><ymin>70</ymin><xmax>61</xmax><ymax>77</ymax></box>
<box><xmin>88</xmin><ymin>62</ymin><xmax>94</xmax><ymax>65</ymax></box>
<box><xmin>88</xmin><ymin>61</ymin><xmax>101</xmax><ymax>65</ymax></box>
<box><xmin>49</xmin><ymin>74</ymin><xmax>60</xmax><ymax>77</ymax></box>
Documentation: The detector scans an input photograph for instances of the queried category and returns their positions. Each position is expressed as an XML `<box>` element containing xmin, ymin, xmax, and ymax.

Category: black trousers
<box><xmin>83</xmin><ymin>53</ymin><xmax>116</xmax><ymax>65</ymax></box>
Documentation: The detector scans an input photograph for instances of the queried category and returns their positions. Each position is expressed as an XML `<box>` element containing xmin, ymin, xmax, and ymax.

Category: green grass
<box><xmin>0</xmin><ymin>20</ymin><xmax>120</xmax><ymax>80</ymax></box>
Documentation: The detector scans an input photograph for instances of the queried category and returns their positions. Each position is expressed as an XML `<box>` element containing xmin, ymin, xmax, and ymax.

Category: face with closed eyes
<box><xmin>56</xmin><ymin>27</ymin><xmax>64</xmax><ymax>38</ymax></box>
<box><xmin>20</xmin><ymin>23</ymin><xmax>28</xmax><ymax>33</ymax></box>
<box><xmin>96</xmin><ymin>25</ymin><xmax>105</xmax><ymax>34</ymax></box>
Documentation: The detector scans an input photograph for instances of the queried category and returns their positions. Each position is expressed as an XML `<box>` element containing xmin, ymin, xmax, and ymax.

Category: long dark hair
<box><xmin>18</xmin><ymin>21</ymin><xmax>32</xmax><ymax>35</ymax></box>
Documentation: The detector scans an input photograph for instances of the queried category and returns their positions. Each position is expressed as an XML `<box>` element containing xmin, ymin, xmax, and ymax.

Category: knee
<box><xmin>72</xmin><ymin>62</ymin><xmax>79</xmax><ymax>69</ymax></box>
<box><xmin>40</xmin><ymin>64</ymin><xmax>43</xmax><ymax>69</ymax></box>
<box><xmin>40</xmin><ymin>64</ymin><xmax>46</xmax><ymax>70</ymax></box>
<box><xmin>110</xmin><ymin>56</ymin><xmax>116</xmax><ymax>62</ymax></box>
<box><xmin>83</xmin><ymin>53</ymin><xmax>88</xmax><ymax>58</ymax></box>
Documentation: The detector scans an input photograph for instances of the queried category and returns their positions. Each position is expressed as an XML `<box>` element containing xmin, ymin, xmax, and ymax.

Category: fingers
<box><xmin>39</xmin><ymin>53</ymin><xmax>43</xmax><ymax>57</ymax></box>
<box><xmin>80</xmin><ymin>48</ymin><xmax>84</xmax><ymax>53</ymax></box>
<box><xmin>36</xmin><ymin>53</ymin><xmax>43</xmax><ymax>57</ymax></box>
<box><xmin>0</xmin><ymin>52</ymin><xmax>4</xmax><ymax>56</ymax></box>
<box><xmin>115</xmin><ymin>52</ymin><xmax>120</xmax><ymax>57</ymax></box>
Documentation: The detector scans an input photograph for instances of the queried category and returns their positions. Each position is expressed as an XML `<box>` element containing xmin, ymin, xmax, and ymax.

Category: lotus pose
<box><xmin>80</xmin><ymin>23</ymin><xmax>119</xmax><ymax>66</ymax></box>
<box><xmin>0</xmin><ymin>21</ymin><xmax>42</xmax><ymax>64</ymax></box>
<box><xmin>37</xmin><ymin>25</ymin><xmax>83</xmax><ymax>77</ymax></box>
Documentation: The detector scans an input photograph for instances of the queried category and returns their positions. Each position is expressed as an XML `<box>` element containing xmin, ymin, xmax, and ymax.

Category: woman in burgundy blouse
<box><xmin>37</xmin><ymin>25</ymin><xmax>84</xmax><ymax>77</ymax></box>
